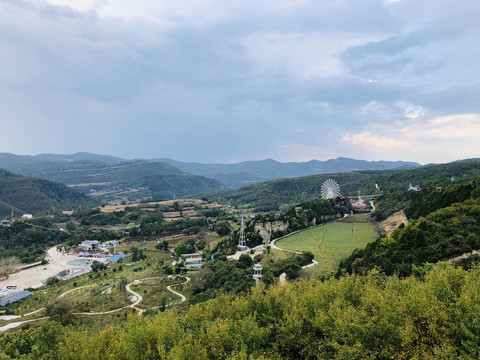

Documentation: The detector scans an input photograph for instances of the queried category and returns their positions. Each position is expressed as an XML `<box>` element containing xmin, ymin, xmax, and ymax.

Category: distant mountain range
<box><xmin>155</xmin><ymin>157</ymin><xmax>421</xmax><ymax>188</ymax></box>
<box><xmin>0</xmin><ymin>152</ymin><xmax>421</xmax><ymax>204</ymax></box>
<box><xmin>0</xmin><ymin>153</ymin><xmax>224</xmax><ymax>203</ymax></box>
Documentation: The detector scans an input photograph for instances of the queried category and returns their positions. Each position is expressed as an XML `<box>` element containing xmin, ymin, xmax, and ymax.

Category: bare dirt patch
<box><xmin>378</xmin><ymin>210</ymin><xmax>409</xmax><ymax>237</ymax></box>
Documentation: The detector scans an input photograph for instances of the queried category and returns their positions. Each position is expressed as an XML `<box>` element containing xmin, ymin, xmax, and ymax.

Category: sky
<box><xmin>0</xmin><ymin>0</ymin><xmax>479</xmax><ymax>164</ymax></box>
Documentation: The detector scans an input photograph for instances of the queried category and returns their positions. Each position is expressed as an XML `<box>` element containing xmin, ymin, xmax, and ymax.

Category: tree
<box><xmin>66</xmin><ymin>221</ymin><xmax>76</xmax><ymax>232</ymax></box>
<box><xmin>175</xmin><ymin>241</ymin><xmax>194</xmax><ymax>257</ymax></box>
<box><xmin>45</xmin><ymin>298</ymin><xmax>74</xmax><ymax>325</ymax></box>
<box><xmin>118</xmin><ymin>278</ymin><xmax>127</xmax><ymax>292</ymax></box>
<box><xmin>189</xmin><ymin>268</ymin><xmax>215</xmax><ymax>294</ymax></box>
<box><xmin>155</xmin><ymin>240</ymin><xmax>169</xmax><ymax>251</ymax></box>
<box><xmin>215</xmin><ymin>221</ymin><xmax>231</xmax><ymax>236</ymax></box>
<box><xmin>173</xmin><ymin>201</ymin><xmax>180</xmax><ymax>212</ymax></box>
<box><xmin>91</xmin><ymin>260</ymin><xmax>107</xmax><ymax>273</ymax></box>
<box><xmin>238</xmin><ymin>253</ymin><xmax>253</xmax><ymax>268</ymax></box>
<box><xmin>0</xmin><ymin>256</ymin><xmax>21</xmax><ymax>275</ymax></box>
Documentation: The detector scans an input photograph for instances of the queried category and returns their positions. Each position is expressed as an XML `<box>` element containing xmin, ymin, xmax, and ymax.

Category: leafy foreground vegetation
<box><xmin>3</xmin><ymin>263</ymin><xmax>480</xmax><ymax>359</ymax></box>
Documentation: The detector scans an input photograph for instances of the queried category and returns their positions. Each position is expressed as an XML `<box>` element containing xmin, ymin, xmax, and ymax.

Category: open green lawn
<box><xmin>276</xmin><ymin>217</ymin><xmax>378</xmax><ymax>274</ymax></box>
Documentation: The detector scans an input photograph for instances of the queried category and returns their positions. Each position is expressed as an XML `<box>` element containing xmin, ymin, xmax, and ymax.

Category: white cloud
<box><xmin>342</xmin><ymin>113</ymin><xmax>480</xmax><ymax>163</ymax></box>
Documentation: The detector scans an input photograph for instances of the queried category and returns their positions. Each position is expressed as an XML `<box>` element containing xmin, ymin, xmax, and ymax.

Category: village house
<box><xmin>101</xmin><ymin>240</ymin><xmax>120</xmax><ymax>249</ymax></box>
<box><xmin>78</xmin><ymin>240</ymin><xmax>100</xmax><ymax>251</ymax></box>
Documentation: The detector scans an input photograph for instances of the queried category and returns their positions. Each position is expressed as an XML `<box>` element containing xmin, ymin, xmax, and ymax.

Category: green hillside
<box><xmin>141</xmin><ymin>174</ymin><xmax>224</xmax><ymax>199</ymax></box>
<box><xmin>0</xmin><ymin>169</ymin><xmax>93</xmax><ymax>217</ymax></box>
<box><xmin>338</xmin><ymin>198</ymin><xmax>480</xmax><ymax>277</ymax></box>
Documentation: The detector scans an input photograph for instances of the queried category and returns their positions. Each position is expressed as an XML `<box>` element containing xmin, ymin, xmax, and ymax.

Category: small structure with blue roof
<box><xmin>106</xmin><ymin>253</ymin><xmax>126</xmax><ymax>263</ymax></box>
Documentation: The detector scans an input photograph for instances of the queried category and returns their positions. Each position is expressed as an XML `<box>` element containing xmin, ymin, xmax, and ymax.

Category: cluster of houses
<box><xmin>76</xmin><ymin>240</ymin><xmax>125</xmax><ymax>265</ymax></box>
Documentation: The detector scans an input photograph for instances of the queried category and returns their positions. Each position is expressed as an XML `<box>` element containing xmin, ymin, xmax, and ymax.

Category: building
<box><xmin>79</xmin><ymin>240</ymin><xmax>100</xmax><ymax>251</ymax></box>
<box><xmin>253</xmin><ymin>263</ymin><xmax>263</xmax><ymax>286</ymax></box>
<box><xmin>0</xmin><ymin>220</ymin><xmax>11</xmax><ymax>227</ymax></box>
<box><xmin>181</xmin><ymin>253</ymin><xmax>203</xmax><ymax>263</ymax></box>
<box><xmin>22</xmin><ymin>214</ymin><xmax>33</xmax><ymax>219</ymax></box>
<box><xmin>0</xmin><ymin>290</ymin><xmax>33</xmax><ymax>306</ymax></box>
<box><xmin>101</xmin><ymin>240</ymin><xmax>120</xmax><ymax>249</ymax></box>
<box><xmin>106</xmin><ymin>253</ymin><xmax>126</xmax><ymax>263</ymax></box>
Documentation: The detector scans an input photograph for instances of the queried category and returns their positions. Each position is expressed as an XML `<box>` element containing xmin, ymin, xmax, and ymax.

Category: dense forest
<box><xmin>372</xmin><ymin>175</ymin><xmax>480</xmax><ymax>221</ymax></box>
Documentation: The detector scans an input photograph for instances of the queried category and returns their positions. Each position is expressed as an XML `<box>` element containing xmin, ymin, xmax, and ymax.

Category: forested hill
<box><xmin>0</xmin><ymin>154</ymin><xmax>225</xmax><ymax>203</ymax></box>
<box><xmin>0</xmin><ymin>169</ymin><xmax>93</xmax><ymax>217</ymax></box>
<box><xmin>338</xmin><ymin>198</ymin><xmax>480</xmax><ymax>277</ymax></box>
<box><xmin>201</xmin><ymin>159</ymin><xmax>480</xmax><ymax>211</ymax></box>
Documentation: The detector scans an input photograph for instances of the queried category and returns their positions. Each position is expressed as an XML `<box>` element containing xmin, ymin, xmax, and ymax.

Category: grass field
<box><xmin>276</xmin><ymin>216</ymin><xmax>378</xmax><ymax>274</ymax></box>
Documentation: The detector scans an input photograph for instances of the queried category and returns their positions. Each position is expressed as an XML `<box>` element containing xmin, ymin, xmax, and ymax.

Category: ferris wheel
<box><xmin>321</xmin><ymin>179</ymin><xmax>341</xmax><ymax>199</ymax></box>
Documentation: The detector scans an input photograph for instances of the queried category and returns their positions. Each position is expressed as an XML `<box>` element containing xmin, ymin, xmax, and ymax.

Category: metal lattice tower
<box><xmin>237</xmin><ymin>216</ymin><xmax>248</xmax><ymax>251</ymax></box>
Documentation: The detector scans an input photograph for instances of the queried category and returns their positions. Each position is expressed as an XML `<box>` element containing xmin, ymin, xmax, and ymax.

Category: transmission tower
<box><xmin>237</xmin><ymin>216</ymin><xmax>248</xmax><ymax>251</ymax></box>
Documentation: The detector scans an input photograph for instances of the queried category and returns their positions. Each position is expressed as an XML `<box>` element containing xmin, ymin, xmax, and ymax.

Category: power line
<box><xmin>22</xmin><ymin>221</ymin><xmax>66</xmax><ymax>232</ymax></box>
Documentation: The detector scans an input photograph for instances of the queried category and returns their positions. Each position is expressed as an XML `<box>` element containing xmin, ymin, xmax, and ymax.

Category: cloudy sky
<box><xmin>0</xmin><ymin>0</ymin><xmax>479</xmax><ymax>164</ymax></box>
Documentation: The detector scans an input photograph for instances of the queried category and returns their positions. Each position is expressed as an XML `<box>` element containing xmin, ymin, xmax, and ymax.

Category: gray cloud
<box><xmin>0</xmin><ymin>0</ymin><xmax>478</xmax><ymax>163</ymax></box>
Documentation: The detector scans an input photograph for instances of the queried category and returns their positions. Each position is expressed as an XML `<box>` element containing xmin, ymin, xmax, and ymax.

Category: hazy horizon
<box><xmin>0</xmin><ymin>150</ymin><xmax>448</xmax><ymax>166</ymax></box>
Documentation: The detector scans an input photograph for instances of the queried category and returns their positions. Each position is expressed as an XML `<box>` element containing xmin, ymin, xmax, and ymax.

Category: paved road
<box><xmin>0</xmin><ymin>317</ymin><xmax>49</xmax><ymax>332</ymax></box>
<box><xmin>0</xmin><ymin>246</ymin><xmax>108</xmax><ymax>291</ymax></box>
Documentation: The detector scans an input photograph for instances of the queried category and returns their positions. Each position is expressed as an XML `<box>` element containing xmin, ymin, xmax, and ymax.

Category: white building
<box><xmin>181</xmin><ymin>253</ymin><xmax>203</xmax><ymax>264</ymax></box>
<box><xmin>79</xmin><ymin>240</ymin><xmax>100</xmax><ymax>251</ymax></box>
<box><xmin>0</xmin><ymin>220</ymin><xmax>11</xmax><ymax>227</ymax></box>
<box><xmin>101</xmin><ymin>240</ymin><xmax>120</xmax><ymax>249</ymax></box>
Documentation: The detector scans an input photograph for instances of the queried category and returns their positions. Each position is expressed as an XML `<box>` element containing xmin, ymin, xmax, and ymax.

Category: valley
<box><xmin>2</xmin><ymin>156</ymin><xmax>480</xmax><ymax>359</ymax></box>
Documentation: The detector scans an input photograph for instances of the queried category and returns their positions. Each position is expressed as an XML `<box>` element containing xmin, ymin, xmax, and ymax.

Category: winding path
<box><xmin>0</xmin><ymin>276</ymin><xmax>191</xmax><ymax>331</ymax></box>
<box><xmin>166</xmin><ymin>276</ymin><xmax>190</xmax><ymax>303</ymax></box>
<box><xmin>72</xmin><ymin>276</ymin><xmax>190</xmax><ymax>315</ymax></box>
